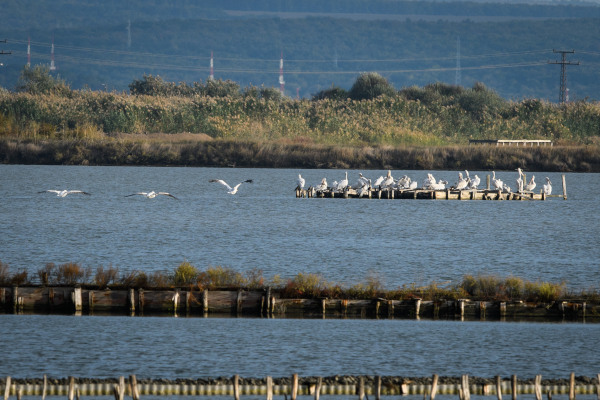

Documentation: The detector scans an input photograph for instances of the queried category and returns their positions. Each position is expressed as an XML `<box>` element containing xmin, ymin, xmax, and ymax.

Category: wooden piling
<box><xmin>266</xmin><ymin>376</ymin><xmax>273</xmax><ymax>400</ymax></box>
<box><xmin>596</xmin><ymin>373</ymin><xmax>599</xmax><ymax>400</ymax></box>
<box><xmin>291</xmin><ymin>374</ymin><xmax>299</xmax><ymax>400</ymax></box>
<box><xmin>128</xmin><ymin>289</ymin><xmax>135</xmax><ymax>314</ymax></box>
<box><xmin>415</xmin><ymin>298</ymin><xmax>421</xmax><ymax>317</ymax></box>
<box><xmin>461</xmin><ymin>375</ymin><xmax>470</xmax><ymax>400</ymax></box>
<box><xmin>487</xmin><ymin>175</ymin><xmax>491</xmax><ymax>190</ymax></box>
<box><xmin>130</xmin><ymin>375</ymin><xmax>140</xmax><ymax>400</ymax></box>
<box><xmin>12</xmin><ymin>286</ymin><xmax>18</xmax><ymax>313</ymax></box>
<box><xmin>376</xmin><ymin>376</ymin><xmax>382</xmax><ymax>400</ymax></box>
<box><xmin>236</xmin><ymin>290</ymin><xmax>243</xmax><ymax>314</ymax></box>
<box><xmin>172</xmin><ymin>290</ymin><xmax>179</xmax><ymax>315</ymax></box>
<box><xmin>430</xmin><ymin>374</ymin><xmax>439</xmax><ymax>400</ymax></box>
<box><xmin>203</xmin><ymin>289</ymin><xmax>209</xmax><ymax>314</ymax></box>
<box><xmin>42</xmin><ymin>374</ymin><xmax>47</xmax><ymax>400</ymax></box>
<box><xmin>358</xmin><ymin>376</ymin><xmax>365</xmax><ymax>400</ymax></box>
<box><xmin>562</xmin><ymin>174</ymin><xmax>567</xmax><ymax>200</ymax></box>
<box><xmin>72</xmin><ymin>287</ymin><xmax>82</xmax><ymax>312</ymax></box>
<box><xmin>511</xmin><ymin>375</ymin><xmax>518</xmax><ymax>400</ymax></box>
<box><xmin>315</xmin><ymin>377</ymin><xmax>322</xmax><ymax>400</ymax></box>
<box><xmin>68</xmin><ymin>376</ymin><xmax>75</xmax><ymax>400</ymax></box>
<box><xmin>496</xmin><ymin>376</ymin><xmax>502</xmax><ymax>400</ymax></box>
<box><xmin>535</xmin><ymin>375</ymin><xmax>542</xmax><ymax>400</ymax></box>
<box><xmin>138</xmin><ymin>289</ymin><xmax>144</xmax><ymax>314</ymax></box>
<box><xmin>264</xmin><ymin>287</ymin><xmax>271</xmax><ymax>315</ymax></box>
<box><xmin>569</xmin><ymin>372</ymin><xmax>575</xmax><ymax>400</ymax></box>
<box><xmin>4</xmin><ymin>376</ymin><xmax>10</xmax><ymax>400</ymax></box>
<box><xmin>233</xmin><ymin>374</ymin><xmax>240</xmax><ymax>400</ymax></box>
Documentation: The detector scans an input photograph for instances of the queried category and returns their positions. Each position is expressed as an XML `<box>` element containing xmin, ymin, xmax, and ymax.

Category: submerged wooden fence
<box><xmin>0</xmin><ymin>286</ymin><xmax>596</xmax><ymax>320</ymax></box>
<box><xmin>2</xmin><ymin>373</ymin><xmax>599</xmax><ymax>399</ymax></box>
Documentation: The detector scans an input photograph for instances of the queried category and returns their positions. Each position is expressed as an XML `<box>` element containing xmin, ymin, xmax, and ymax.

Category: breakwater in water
<box><xmin>2</xmin><ymin>374</ymin><xmax>599</xmax><ymax>398</ymax></box>
<box><xmin>1</xmin><ymin>286</ymin><xmax>596</xmax><ymax>320</ymax></box>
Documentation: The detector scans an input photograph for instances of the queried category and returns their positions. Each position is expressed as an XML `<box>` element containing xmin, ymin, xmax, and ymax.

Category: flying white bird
<box><xmin>297</xmin><ymin>174</ymin><xmax>306</xmax><ymax>189</ymax></box>
<box><xmin>525</xmin><ymin>175</ymin><xmax>536</xmax><ymax>192</ymax></box>
<box><xmin>209</xmin><ymin>179</ymin><xmax>253</xmax><ymax>195</ymax></box>
<box><xmin>39</xmin><ymin>189</ymin><xmax>91</xmax><ymax>197</ymax></box>
<box><xmin>542</xmin><ymin>177</ymin><xmax>552</xmax><ymax>195</ymax></box>
<box><xmin>125</xmin><ymin>191</ymin><xmax>178</xmax><ymax>199</ymax></box>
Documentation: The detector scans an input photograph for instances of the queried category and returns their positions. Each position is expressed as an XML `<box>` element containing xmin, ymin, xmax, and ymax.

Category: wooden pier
<box><xmin>296</xmin><ymin>174</ymin><xmax>567</xmax><ymax>201</ymax></box>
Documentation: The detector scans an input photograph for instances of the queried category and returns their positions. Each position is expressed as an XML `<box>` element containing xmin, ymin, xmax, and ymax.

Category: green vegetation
<box><xmin>1</xmin><ymin>260</ymin><xmax>597</xmax><ymax>303</ymax></box>
<box><xmin>1</xmin><ymin>69</ymin><xmax>599</xmax><ymax>170</ymax></box>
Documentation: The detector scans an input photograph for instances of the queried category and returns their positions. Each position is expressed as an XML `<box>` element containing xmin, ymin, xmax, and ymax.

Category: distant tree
<box><xmin>311</xmin><ymin>85</ymin><xmax>348</xmax><ymax>101</ymax></box>
<box><xmin>458</xmin><ymin>82</ymin><xmax>507</xmax><ymax>121</ymax></box>
<box><xmin>203</xmin><ymin>79</ymin><xmax>241</xmax><ymax>97</ymax></box>
<box><xmin>16</xmin><ymin>65</ymin><xmax>71</xmax><ymax>95</ymax></box>
<box><xmin>128</xmin><ymin>74</ymin><xmax>177</xmax><ymax>96</ymax></box>
<box><xmin>348</xmin><ymin>72</ymin><xmax>396</xmax><ymax>100</ymax></box>
<box><xmin>243</xmin><ymin>85</ymin><xmax>283</xmax><ymax>101</ymax></box>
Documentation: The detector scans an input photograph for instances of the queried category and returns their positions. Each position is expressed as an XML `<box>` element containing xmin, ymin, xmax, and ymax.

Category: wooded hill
<box><xmin>0</xmin><ymin>0</ymin><xmax>599</xmax><ymax>101</ymax></box>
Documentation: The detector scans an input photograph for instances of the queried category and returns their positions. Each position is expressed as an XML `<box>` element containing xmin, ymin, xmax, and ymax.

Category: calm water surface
<box><xmin>1</xmin><ymin>165</ymin><xmax>599</xmax><ymax>289</ymax></box>
<box><xmin>0</xmin><ymin>314</ymin><xmax>598</xmax><ymax>379</ymax></box>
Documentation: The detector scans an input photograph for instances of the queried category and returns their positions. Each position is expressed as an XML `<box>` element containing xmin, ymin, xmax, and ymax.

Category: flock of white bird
<box><xmin>297</xmin><ymin>168</ymin><xmax>553</xmax><ymax>195</ymax></box>
<box><xmin>38</xmin><ymin>179</ymin><xmax>255</xmax><ymax>199</ymax></box>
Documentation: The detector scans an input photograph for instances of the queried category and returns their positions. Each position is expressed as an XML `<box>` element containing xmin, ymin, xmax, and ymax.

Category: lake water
<box><xmin>1</xmin><ymin>165</ymin><xmax>599</xmax><ymax>289</ymax></box>
<box><xmin>1</xmin><ymin>165</ymin><xmax>599</xmax><ymax>382</ymax></box>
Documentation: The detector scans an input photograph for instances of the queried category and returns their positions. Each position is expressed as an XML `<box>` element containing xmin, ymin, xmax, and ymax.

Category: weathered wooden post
<box><xmin>185</xmin><ymin>291</ymin><xmax>191</xmax><ymax>315</ymax></box>
<box><xmin>314</xmin><ymin>377</ymin><xmax>322</xmax><ymax>400</ymax></box>
<box><xmin>128</xmin><ymin>289</ymin><xmax>135</xmax><ymax>315</ymax></box>
<box><xmin>236</xmin><ymin>290</ymin><xmax>243</xmax><ymax>315</ymax></box>
<box><xmin>266</xmin><ymin>376</ymin><xmax>273</xmax><ymax>400</ymax></box>
<box><xmin>358</xmin><ymin>376</ymin><xmax>365</xmax><ymax>400</ymax></box>
<box><xmin>496</xmin><ymin>376</ymin><xmax>502</xmax><ymax>400</ymax></box>
<box><xmin>68</xmin><ymin>376</ymin><xmax>76</xmax><ymax>400</ymax></box>
<box><xmin>264</xmin><ymin>287</ymin><xmax>271</xmax><ymax>315</ymax></box>
<box><xmin>72</xmin><ymin>287</ymin><xmax>82</xmax><ymax>313</ymax></box>
<box><xmin>430</xmin><ymin>374</ymin><xmax>439</xmax><ymax>400</ymax></box>
<box><xmin>321</xmin><ymin>299</ymin><xmax>327</xmax><ymax>317</ymax></box>
<box><xmin>291</xmin><ymin>374</ymin><xmax>299</xmax><ymax>400</ymax></box>
<box><xmin>511</xmin><ymin>375</ymin><xmax>518</xmax><ymax>400</ymax></box>
<box><xmin>203</xmin><ymin>289</ymin><xmax>209</xmax><ymax>315</ymax></box>
<box><xmin>487</xmin><ymin>175</ymin><xmax>491</xmax><ymax>190</ymax></box>
<box><xmin>4</xmin><ymin>376</ymin><xmax>11</xmax><ymax>400</ymax></box>
<box><xmin>376</xmin><ymin>376</ymin><xmax>382</xmax><ymax>400</ymax></box>
<box><xmin>12</xmin><ymin>286</ymin><xmax>18</xmax><ymax>314</ymax></box>
<box><xmin>415</xmin><ymin>298</ymin><xmax>421</xmax><ymax>318</ymax></box>
<box><xmin>138</xmin><ymin>288</ymin><xmax>144</xmax><ymax>315</ymax></box>
<box><xmin>562</xmin><ymin>175</ymin><xmax>567</xmax><ymax>200</ymax></box>
<box><xmin>130</xmin><ymin>375</ymin><xmax>140</xmax><ymax>400</ymax></box>
<box><xmin>535</xmin><ymin>375</ymin><xmax>542</xmax><ymax>400</ymax></box>
<box><xmin>500</xmin><ymin>302</ymin><xmax>507</xmax><ymax>319</ymax></box>
<box><xmin>460</xmin><ymin>375</ymin><xmax>470</xmax><ymax>400</ymax></box>
<box><xmin>42</xmin><ymin>374</ymin><xmax>47</xmax><ymax>400</ymax></box>
<box><xmin>569</xmin><ymin>372</ymin><xmax>575</xmax><ymax>400</ymax></box>
<box><xmin>172</xmin><ymin>290</ymin><xmax>180</xmax><ymax>315</ymax></box>
<box><xmin>387</xmin><ymin>300</ymin><xmax>394</xmax><ymax>319</ymax></box>
<box><xmin>233</xmin><ymin>374</ymin><xmax>240</xmax><ymax>400</ymax></box>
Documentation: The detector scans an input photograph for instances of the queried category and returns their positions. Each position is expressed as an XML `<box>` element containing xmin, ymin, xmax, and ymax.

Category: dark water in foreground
<box><xmin>0</xmin><ymin>314</ymin><xmax>598</xmax><ymax>379</ymax></box>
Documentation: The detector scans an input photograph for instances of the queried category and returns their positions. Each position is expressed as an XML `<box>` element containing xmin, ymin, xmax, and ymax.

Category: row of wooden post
<box><xmin>3</xmin><ymin>373</ymin><xmax>598</xmax><ymax>399</ymax></box>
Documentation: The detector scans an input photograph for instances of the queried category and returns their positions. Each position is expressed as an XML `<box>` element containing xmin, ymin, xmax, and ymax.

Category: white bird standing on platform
<box><xmin>352</xmin><ymin>173</ymin><xmax>369</xmax><ymax>189</ymax></box>
<box><xmin>542</xmin><ymin>177</ymin><xmax>552</xmax><ymax>195</ymax></box>
<box><xmin>408</xmin><ymin>179</ymin><xmax>418</xmax><ymax>190</ymax></box>
<box><xmin>455</xmin><ymin>171</ymin><xmax>469</xmax><ymax>190</ymax></box>
<box><xmin>209</xmin><ymin>179</ymin><xmax>253</xmax><ymax>195</ymax></box>
<box><xmin>315</xmin><ymin>177</ymin><xmax>328</xmax><ymax>191</ymax></box>
<box><xmin>516</xmin><ymin>168</ymin><xmax>524</xmax><ymax>193</ymax></box>
<box><xmin>382</xmin><ymin>170</ymin><xmax>394</xmax><ymax>188</ymax></box>
<box><xmin>468</xmin><ymin>175</ymin><xmax>480</xmax><ymax>189</ymax></box>
<box><xmin>358</xmin><ymin>179</ymin><xmax>372</xmax><ymax>198</ymax></box>
<box><xmin>297</xmin><ymin>174</ymin><xmax>306</xmax><ymax>190</ymax></box>
<box><xmin>525</xmin><ymin>175</ymin><xmax>536</xmax><ymax>192</ymax></box>
<box><xmin>335</xmin><ymin>171</ymin><xmax>349</xmax><ymax>191</ymax></box>
<box><xmin>39</xmin><ymin>189</ymin><xmax>91</xmax><ymax>197</ymax></box>
<box><xmin>492</xmin><ymin>171</ymin><xmax>503</xmax><ymax>191</ymax></box>
<box><xmin>396</xmin><ymin>175</ymin><xmax>410</xmax><ymax>189</ymax></box>
<box><xmin>422</xmin><ymin>173</ymin><xmax>436</xmax><ymax>189</ymax></box>
<box><xmin>373</xmin><ymin>175</ymin><xmax>385</xmax><ymax>188</ymax></box>
<box><xmin>125</xmin><ymin>191</ymin><xmax>178</xmax><ymax>199</ymax></box>
<box><xmin>430</xmin><ymin>180</ymin><xmax>448</xmax><ymax>190</ymax></box>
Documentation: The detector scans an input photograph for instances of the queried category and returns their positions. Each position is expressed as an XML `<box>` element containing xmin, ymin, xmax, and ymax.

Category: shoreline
<box><xmin>1</xmin><ymin>139</ymin><xmax>600</xmax><ymax>172</ymax></box>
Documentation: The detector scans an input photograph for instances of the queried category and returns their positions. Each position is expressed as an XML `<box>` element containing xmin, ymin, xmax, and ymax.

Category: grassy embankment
<box><xmin>1</xmin><ymin>261</ymin><xmax>598</xmax><ymax>304</ymax></box>
<box><xmin>0</xmin><ymin>86</ymin><xmax>599</xmax><ymax>170</ymax></box>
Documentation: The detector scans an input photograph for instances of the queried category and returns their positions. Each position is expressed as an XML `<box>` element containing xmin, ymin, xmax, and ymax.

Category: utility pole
<box><xmin>548</xmin><ymin>49</ymin><xmax>579</xmax><ymax>103</ymax></box>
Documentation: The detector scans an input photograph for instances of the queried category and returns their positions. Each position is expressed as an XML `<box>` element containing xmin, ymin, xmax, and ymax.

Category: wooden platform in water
<box><xmin>297</xmin><ymin>174</ymin><xmax>567</xmax><ymax>201</ymax></box>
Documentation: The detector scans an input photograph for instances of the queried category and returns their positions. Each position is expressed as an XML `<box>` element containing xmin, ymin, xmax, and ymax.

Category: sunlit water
<box><xmin>1</xmin><ymin>165</ymin><xmax>599</xmax><ymax>289</ymax></box>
